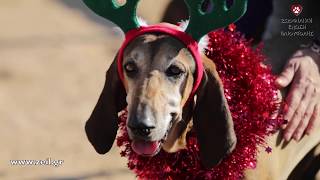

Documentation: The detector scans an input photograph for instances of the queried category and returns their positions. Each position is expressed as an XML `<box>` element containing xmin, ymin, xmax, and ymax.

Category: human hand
<box><xmin>276</xmin><ymin>49</ymin><xmax>320</xmax><ymax>142</ymax></box>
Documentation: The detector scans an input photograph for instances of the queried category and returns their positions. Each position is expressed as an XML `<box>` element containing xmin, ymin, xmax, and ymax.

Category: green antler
<box><xmin>184</xmin><ymin>0</ymin><xmax>247</xmax><ymax>41</ymax></box>
<box><xmin>82</xmin><ymin>0</ymin><xmax>247</xmax><ymax>42</ymax></box>
<box><xmin>82</xmin><ymin>0</ymin><xmax>140</xmax><ymax>33</ymax></box>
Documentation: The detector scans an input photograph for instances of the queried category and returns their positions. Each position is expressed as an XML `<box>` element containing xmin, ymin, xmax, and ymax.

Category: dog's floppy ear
<box><xmin>85</xmin><ymin>57</ymin><xmax>127</xmax><ymax>154</ymax></box>
<box><xmin>193</xmin><ymin>55</ymin><xmax>236</xmax><ymax>168</ymax></box>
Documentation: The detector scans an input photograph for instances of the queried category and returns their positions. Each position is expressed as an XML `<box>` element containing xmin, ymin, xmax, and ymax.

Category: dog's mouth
<box><xmin>131</xmin><ymin>119</ymin><xmax>174</xmax><ymax>156</ymax></box>
<box><xmin>131</xmin><ymin>140</ymin><xmax>161</xmax><ymax>156</ymax></box>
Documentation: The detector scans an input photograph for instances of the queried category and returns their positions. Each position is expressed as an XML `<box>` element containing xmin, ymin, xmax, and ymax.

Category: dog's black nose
<box><xmin>128</xmin><ymin>121</ymin><xmax>155</xmax><ymax>137</ymax></box>
<box><xmin>128</xmin><ymin>104</ymin><xmax>156</xmax><ymax>137</ymax></box>
<box><xmin>136</xmin><ymin>128</ymin><xmax>152</xmax><ymax>136</ymax></box>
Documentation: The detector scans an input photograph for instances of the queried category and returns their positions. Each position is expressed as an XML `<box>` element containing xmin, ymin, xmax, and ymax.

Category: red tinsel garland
<box><xmin>116</xmin><ymin>29</ymin><xmax>283</xmax><ymax>179</ymax></box>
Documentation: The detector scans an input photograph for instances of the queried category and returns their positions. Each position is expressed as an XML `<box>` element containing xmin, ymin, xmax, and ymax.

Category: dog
<box><xmin>85</xmin><ymin>30</ymin><xmax>236</xmax><ymax>166</ymax></box>
<box><xmin>84</xmin><ymin>29</ymin><xmax>320</xmax><ymax>179</ymax></box>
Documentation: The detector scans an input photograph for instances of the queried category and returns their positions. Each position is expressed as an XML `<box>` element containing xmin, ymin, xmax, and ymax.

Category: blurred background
<box><xmin>0</xmin><ymin>0</ymin><xmax>171</xmax><ymax>179</ymax></box>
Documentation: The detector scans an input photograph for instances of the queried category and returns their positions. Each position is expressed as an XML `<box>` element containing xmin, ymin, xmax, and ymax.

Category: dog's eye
<box><xmin>166</xmin><ymin>65</ymin><xmax>184</xmax><ymax>77</ymax></box>
<box><xmin>124</xmin><ymin>62</ymin><xmax>138</xmax><ymax>74</ymax></box>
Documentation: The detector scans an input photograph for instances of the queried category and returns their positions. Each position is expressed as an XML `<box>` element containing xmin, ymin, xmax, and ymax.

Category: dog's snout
<box><xmin>128</xmin><ymin>121</ymin><xmax>155</xmax><ymax>136</ymax></box>
<box><xmin>135</xmin><ymin>127</ymin><xmax>153</xmax><ymax>136</ymax></box>
<box><xmin>128</xmin><ymin>115</ymin><xmax>155</xmax><ymax>137</ymax></box>
<box><xmin>127</xmin><ymin>102</ymin><xmax>157</xmax><ymax>137</ymax></box>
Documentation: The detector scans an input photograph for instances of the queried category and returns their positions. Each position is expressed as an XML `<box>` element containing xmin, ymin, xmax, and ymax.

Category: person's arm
<box><xmin>276</xmin><ymin>36</ymin><xmax>320</xmax><ymax>141</ymax></box>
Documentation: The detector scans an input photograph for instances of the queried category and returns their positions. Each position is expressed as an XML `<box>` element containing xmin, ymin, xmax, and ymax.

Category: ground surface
<box><xmin>0</xmin><ymin>0</ymin><xmax>170</xmax><ymax>179</ymax></box>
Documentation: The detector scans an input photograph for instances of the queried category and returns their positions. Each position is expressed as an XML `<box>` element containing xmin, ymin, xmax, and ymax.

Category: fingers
<box><xmin>279</xmin><ymin>50</ymin><xmax>320</xmax><ymax>142</ymax></box>
<box><xmin>306</xmin><ymin>104</ymin><xmax>320</xmax><ymax>134</ymax></box>
<box><xmin>276</xmin><ymin>62</ymin><xmax>295</xmax><ymax>88</ymax></box>
<box><xmin>283</xmin><ymin>81</ymin><xmax>304</xmax><ymax>124</ymax></box>
<box><xmin>293</xmin><ymin>100</ymin><xmax>316</xmax><ymax>140</ymax></box>
<box><xmin>291</xmin><ymin>87</ymin><xmax>315</xmax><ymax>141</ymax></box>
<box><xmin>283</xmin><ymin>84</ymin><xmax>309</xmax><ymax>141</ymax></box>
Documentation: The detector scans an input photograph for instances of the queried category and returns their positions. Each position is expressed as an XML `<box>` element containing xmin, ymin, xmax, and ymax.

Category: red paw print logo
<box><xmin>290</xmin><ymin>4</ymin><xmax>303</xmax><ymax>16</ymax></box>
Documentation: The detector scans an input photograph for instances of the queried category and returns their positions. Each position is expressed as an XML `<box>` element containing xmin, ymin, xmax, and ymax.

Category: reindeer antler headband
<box><xmin>83</xmin><ymin>0</ymin><xmax>247</xmax><ymax>97</ymax></box>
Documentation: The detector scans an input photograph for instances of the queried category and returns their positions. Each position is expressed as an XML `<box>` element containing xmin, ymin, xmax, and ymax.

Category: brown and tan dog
<box><xmin>85</xmin><ymin>32</ymin><xmax>320</xmax><ymax>179</ymax></box>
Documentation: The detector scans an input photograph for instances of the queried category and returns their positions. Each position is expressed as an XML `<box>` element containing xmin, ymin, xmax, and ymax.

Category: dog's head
<box><xmin>85</xmin><ymin>32</ymin><xmax>236</xmax><ymax>168</ymax></box>
<box><xmin>121</xmin><ymin>33</ymin><xmax>196</xmax><ymax>155</ymax></box>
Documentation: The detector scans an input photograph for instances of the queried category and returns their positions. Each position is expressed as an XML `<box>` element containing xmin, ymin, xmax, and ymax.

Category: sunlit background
<box><xmin>0</xmin><ymin>0</ymin><xmax>171</xmax><ymax>179</ymax></box>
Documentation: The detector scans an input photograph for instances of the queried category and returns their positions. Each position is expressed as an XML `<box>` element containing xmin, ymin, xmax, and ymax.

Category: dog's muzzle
<box><xmin>129</xmin><ymin>117</ymin><xmax>174</xmax><ymax>156</ymax></box>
